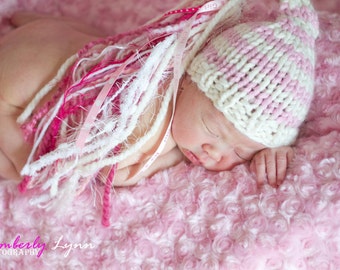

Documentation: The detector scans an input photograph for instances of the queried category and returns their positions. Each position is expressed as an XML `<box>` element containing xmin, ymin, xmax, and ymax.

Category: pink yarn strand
<box><xmin>18</xmin><ymin>176</ymin><xmax>30</xmax><ymax>193</ymax></box>
<box><xmin>101</xmin><ymin>165</ymin><xmax>117</xmax><ymax>227</ymax></box>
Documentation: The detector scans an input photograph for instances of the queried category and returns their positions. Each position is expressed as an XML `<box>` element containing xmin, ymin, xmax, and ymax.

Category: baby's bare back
<box><xmin>0</xmin><ymin>16</ymin><xmax>183</xmax><ymax>182</ymax></box>
<box><xmin>0</xmin><ymin>18</ymin><xmax>98</xmax><ymax>109</ymax></box>
<box><xmin>0</xmin><ymin>16</ymin><xmax>99</xmax><ymax>180</ymax></box>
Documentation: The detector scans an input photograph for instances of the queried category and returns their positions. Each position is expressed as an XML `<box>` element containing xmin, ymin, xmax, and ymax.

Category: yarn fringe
<box><xmin>18</xmin><ymin>0</ymin><xmax>244</xmax><ymax>222</ymax></box>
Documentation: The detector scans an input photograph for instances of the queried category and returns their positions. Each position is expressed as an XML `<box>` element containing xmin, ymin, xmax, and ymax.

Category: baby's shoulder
<box><xmin>0</xmin><ymin>18</ymin><xmax>96</xmax><ymax>108</ymax></box>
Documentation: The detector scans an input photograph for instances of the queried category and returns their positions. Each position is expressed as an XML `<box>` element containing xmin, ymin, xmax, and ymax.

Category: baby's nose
<box><xmin>202</xmin><ymin>144</ymin><xmax>221</xmax><ymax>162</ymax></box>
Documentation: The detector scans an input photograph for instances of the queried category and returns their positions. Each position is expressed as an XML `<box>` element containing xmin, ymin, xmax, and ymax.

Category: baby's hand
<box><xmin>249</xmin><ymin>146</ymin><xmax>294</xmax><ymax>187</ymax></box>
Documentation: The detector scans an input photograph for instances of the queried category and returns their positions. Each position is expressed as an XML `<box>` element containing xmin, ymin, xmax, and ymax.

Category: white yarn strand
<box><xmin>17</xmin><ymin>54</ymin><xmax>78</xmax><ymax>125</ymax></box>
<box><xmin>20</xmin><ymin>0</ymin><xmax>248</xmax><ymax>207</ymax></box>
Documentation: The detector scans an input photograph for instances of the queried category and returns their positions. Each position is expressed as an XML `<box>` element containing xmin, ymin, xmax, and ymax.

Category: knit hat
<box><xmin>187</xmin><ymin>0</ymin><xmax>319</xmax><ymax>147</ymax></box>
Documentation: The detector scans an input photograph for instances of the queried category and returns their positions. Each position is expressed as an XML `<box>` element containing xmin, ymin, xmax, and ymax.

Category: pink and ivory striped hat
<box><xmin>187</xmin><ymin>0</ymin><xmax>319</xmax><ymax>147</ymax></box>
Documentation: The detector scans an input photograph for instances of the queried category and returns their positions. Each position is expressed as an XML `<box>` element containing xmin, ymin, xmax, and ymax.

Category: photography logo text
<box><xmin>0</xmin><ymin>235</ymin><xmax>46</xmax><ymax>258</ymax></box>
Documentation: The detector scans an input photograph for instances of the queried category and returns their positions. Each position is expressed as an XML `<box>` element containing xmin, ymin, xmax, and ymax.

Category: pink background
<box><xmin>0</xmin><ymin>0</ymin><xmax>339</xmax><ymax>269</ymax></box>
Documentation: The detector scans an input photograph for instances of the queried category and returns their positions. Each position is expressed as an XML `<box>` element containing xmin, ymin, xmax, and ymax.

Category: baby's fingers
<box><xmin>250</xmin><ymin>147</ymin><xmax>295</xmax><ymax>188</ymax></box>
<box><xmin>275</xmin><ymin>152</ymin><xmax>288</xmax><ymax>186</ymax></box>
<box><xmin>252</xmin><ymin>149</ymin><xmax>278</xmax><ymax>187</ymax></box>
<box><xmin>250</xmin><ymin>151</ymin><xmax>267</xmax><ymax>186</ymax></box>
<box><xmin>266</xmin><ymin>151</ymin><xmax>279</xmax><ymax>187</ymax></box>
<box><xmin>275</xmin><ymin>147</ymin><xmax>294</xmax><ymax>185</ymax></box>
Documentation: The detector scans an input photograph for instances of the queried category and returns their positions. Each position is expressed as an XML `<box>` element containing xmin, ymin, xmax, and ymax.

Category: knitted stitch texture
<box><xmin>187</xmin><ymin>0</ymin><xmax>319</xmax><ymax>147</ymax></box>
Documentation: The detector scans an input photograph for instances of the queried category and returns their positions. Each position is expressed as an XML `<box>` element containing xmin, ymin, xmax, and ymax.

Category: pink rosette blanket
<box><xmin>0</xmin><ymin>0</ymin><xmax>339</xmax><ymax>269</ymax></box>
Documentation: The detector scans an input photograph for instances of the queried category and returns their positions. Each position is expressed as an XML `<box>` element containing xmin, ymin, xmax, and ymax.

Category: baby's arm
<box><xmin>98</xmin><ymin>147</ymin><xmax>184</xmax><ymax>187</ymax></box>
<box><xmin>113</xmin><ymin>147</ymin><xmax>184</xmax><ymax>186</ymax></box>
<box><xmin>249</xmin><ymin>146</ymin><xmax>294</xmax><ymax>187</ymax></box>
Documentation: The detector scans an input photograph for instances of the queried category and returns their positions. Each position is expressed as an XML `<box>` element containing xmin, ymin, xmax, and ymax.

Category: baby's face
<box><xmin>172</xmin><ymin>76</ymin><xmax>265</xmax><ymax>171</ymax></box>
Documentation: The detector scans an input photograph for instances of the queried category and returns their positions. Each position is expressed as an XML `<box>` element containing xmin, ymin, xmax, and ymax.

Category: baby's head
<box><xmin>172</xmin><ymin>0</ymin><xmax>318</xmax><ymax>170</ymax></box>
<box><xmin>173</xmin><ymin>75</ymin><xmax>266</xmax><ymax>171</ymax></box>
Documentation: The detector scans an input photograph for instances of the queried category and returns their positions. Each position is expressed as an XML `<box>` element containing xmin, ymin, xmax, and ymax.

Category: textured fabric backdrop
<box><xmin>0</xmin><ymin>0</ymin><xmax>339</xmax><ymax>269</ymax></box>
